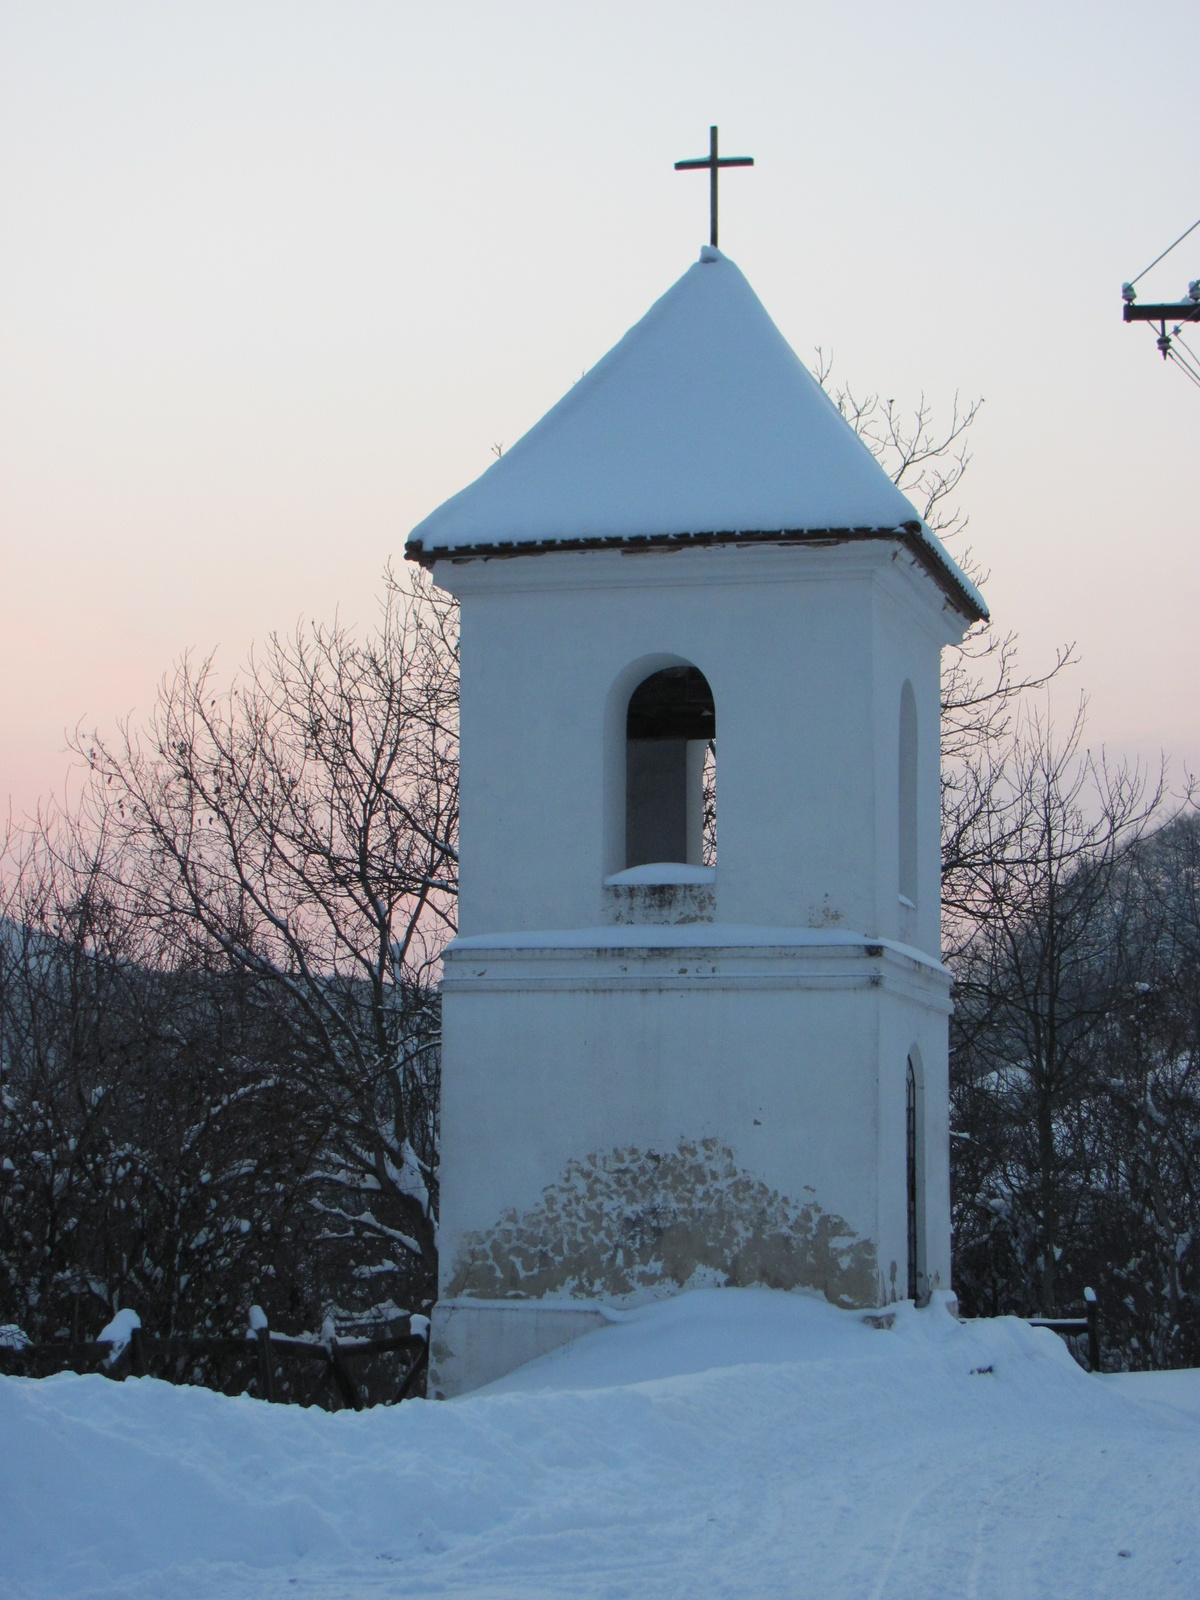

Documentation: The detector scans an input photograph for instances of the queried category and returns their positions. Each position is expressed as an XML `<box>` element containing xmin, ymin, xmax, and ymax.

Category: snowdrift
<box><xmin>2</xmin><ymin>1288</ymin><xmax>1197</xmax><ymax>1599</ymax></box>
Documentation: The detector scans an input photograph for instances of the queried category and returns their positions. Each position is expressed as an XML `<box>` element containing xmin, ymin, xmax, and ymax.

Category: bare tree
<box><xmin>949</xmin><ymin>707</ymin><xmax>1169</xmax><ymax>1318</ymax></box>
<box><xmin>74</xmin><ymin>564</ymin><xmax>458</xmax><ymax>1316</ymax></box>
<box><xmin>1088</xmin><ymin>814</ymin><xmax>1200</xmax><ymax>1365</ymax></box>
<box><xmin>812</xmin><ymin>352</ymin><xmax>1077</xmax><ymax>950</ymax></box>
<box><xmin>814</xmin><ymin>350</ymin><xmax>981</xmax><ymax>541</ymax></box>
<box><xmin>0</xmin><ymin>808</ymin><xmax>323</xmax><ymax>1347</ymax></box>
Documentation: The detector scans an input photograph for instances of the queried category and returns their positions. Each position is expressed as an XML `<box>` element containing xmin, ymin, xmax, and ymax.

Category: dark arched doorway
<box><xmin>906</xmin><ymin>1055</ymin><xmax>922</xmax><ymax>1301</ymax></box>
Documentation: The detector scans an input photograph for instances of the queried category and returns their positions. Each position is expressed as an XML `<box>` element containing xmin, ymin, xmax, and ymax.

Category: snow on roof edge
<box><xmin>406</xmin><ymin>522</ymin><xmax>988</xmax><ymax>624</ymax></box>
<box><xmin>911</xmin><ymin>521</ymin><xmax>989</xmax><ymax>623</ymax></box>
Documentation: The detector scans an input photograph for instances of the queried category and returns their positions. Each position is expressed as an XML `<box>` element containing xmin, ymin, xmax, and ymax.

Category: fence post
<box><xmin>128</xmin><ymin>1324</ymin><xmax>147</xmax><ymax>1378</ymax></box>
<box><xmin>257</xmin><ymin>1330</ymin><xmax>275</xmax><ymax>1402</ymax></box>
<box><xmin>1084</xmin><ymin>1287</ymin><xmax>1100</xmax><ymax>1372</ymax></box>
<box><xmin>249</xmin><ymin>1306</ymin><xmax>274</xmax><ymax>1402</ymax></box>
<box><xmin>393</xmin><ymin>1332</ymin><xmax>430</xmax><ymax>1405</ymax></box>
<box><xmin>328</xmin><ymin>1337</ymin><xmax>363</xmax><ymax>1412</ymax></box>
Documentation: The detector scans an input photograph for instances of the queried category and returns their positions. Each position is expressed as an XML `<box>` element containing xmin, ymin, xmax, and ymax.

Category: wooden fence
<box><xmin>0</xmin><ymin>1310</ymin><xmax>429</xmax><ymax>1411</ymax></box>
<box><xmin>1028</xmin><ymin>1287</ymin><xmax>1101</xmax><ymax>1372</ymax></box>
<box><xmin>0</xmin><ymin>1290</ymin><xmax>1105</xmax><ymax>1399</ymax></box>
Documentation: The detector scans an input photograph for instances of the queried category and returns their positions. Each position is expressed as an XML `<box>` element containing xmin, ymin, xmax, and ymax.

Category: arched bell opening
<box><xmin>624</xmin><ymin>665</ymin><xmax>716</xmax><ymax>871</ymax></box>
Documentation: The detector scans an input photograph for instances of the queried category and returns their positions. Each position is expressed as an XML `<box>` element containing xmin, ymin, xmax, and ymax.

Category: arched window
<box><xmin>625</xmin><ymin>665</ymin><xmax>715</xmax><ymax>870</ymax></box>
<box><xmin>898</xmin><ymin>680</ymin><xmax>918</xmax><ymax>907</ymax></box>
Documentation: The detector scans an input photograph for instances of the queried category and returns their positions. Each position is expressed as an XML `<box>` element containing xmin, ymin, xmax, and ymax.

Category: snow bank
<box><xmin>2</xmin><ymin>1288</ymin><xmax>1197</xmax><ymax>1599</ymax></box>
<box><xmin>478</xmin><ymin>1282</ymin><xmax>886</xmax><ymax>1392</ymax></box>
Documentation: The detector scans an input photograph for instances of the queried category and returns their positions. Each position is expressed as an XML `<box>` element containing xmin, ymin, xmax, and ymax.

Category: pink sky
<box><xmin>3</xmin><ymin>1</ymin><xmax>1198</xmax><ymax>824</ymax></box>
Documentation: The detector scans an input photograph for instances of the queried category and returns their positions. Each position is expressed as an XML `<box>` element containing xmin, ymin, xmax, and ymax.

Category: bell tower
<box><xmin>407</xmin><ymin>246</ymin><xmax>986</xmax><ymax>1396</ymax></box>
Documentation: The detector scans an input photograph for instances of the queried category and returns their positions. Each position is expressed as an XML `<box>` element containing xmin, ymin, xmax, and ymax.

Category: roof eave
<box><xmin>405</xmin><ymin>522</ymin><xmax>988</xmax><ymax>625</ymax></box>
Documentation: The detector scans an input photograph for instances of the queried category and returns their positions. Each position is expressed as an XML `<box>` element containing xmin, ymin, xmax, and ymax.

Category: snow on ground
<box><xmin>2</xmin><ymin>1289</ymin><xmax>1197</xmax><ymax>1600</ymax></box>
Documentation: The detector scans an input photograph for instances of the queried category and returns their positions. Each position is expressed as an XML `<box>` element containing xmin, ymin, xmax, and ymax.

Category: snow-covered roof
<box><xmin>407</xmin><ymin>248</ymin><xmax>986</xmax><ymax>622</ymax></box>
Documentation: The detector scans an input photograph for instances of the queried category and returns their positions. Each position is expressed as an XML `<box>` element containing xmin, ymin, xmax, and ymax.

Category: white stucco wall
<box><xmin>429</xmin><ymin>541</ymin><xmax>969</xmax><ymax>1395</ymax></box>
<box><xmin>432</xmin><ymin>935</ymin><xmax>952</xmax><ymax>1395</ymax></box>
<box><xmin>435</xmin><ymin>542</ymin><xmax>960</xmax><ymax>955</ymax></box>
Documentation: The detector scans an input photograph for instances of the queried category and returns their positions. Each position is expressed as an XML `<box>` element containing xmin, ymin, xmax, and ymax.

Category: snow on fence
<box><xmin>1025</xmin><ymin>1286</ymin><xmax>1101</xmax><ymax>1373</ymax></box>
<box><xmin>0</xmin><ymin>1305</ymin><xmax>431</xmax><ymax>1410</ymax></box>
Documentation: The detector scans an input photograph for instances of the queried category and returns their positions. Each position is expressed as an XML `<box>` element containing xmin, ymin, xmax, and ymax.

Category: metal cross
<box><xmin>674</xmin><ymin>126</ymin><xmax>754</xmax><ymax>249</ymax></box>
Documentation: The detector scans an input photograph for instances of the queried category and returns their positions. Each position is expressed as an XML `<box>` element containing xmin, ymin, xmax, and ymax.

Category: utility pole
<box><xmin>1121</xmin><ymin>282</ymin><xmax>1200</xmax><ymax>358</ymax></box>
<box><xmin>1120</xmin><ymin>215</ymin><xmax>1200</xmax><ymax>387</ymax></box>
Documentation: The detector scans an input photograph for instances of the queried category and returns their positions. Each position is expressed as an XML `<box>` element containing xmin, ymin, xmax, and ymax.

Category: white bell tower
<box><xmin>407</xmin><ymin>247</ymin><xmax>986</xmax><ymax>1396</ymax></box>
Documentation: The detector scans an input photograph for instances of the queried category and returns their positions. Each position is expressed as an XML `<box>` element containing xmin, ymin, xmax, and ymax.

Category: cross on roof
<box><xmin>674</xmin><ymin>126</ymin><xmax>754</xmax><ymax>249</ymax></box>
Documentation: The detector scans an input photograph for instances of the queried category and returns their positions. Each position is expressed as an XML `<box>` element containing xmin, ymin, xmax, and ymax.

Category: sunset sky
<box><xmin>2</xmin><ymin>0</ymin><xmax>1197</xmax><ymax>823</ymax></box>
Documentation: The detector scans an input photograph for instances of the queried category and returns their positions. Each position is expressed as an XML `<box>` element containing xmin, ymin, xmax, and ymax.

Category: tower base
<box><xmin>430</xmin><ymin>1299</ymin><xmax>610</xmax><ymax>1398</ymax></box>
<box><xmin>434</xmin><ymin>928</ymin><xmax>952</xmax><ymax>1395</ymax></box>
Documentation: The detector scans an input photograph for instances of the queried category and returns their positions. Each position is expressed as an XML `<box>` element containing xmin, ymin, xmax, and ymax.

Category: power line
<box><xmin>1168</xmin><ymin>350</ymin><xmax>1200</xmax><ymax>390</ymax></box>
<box><xmin>1129</xmin><ymin>216</ymin><xmax>1200</xmax><ymax>288</ymax></box>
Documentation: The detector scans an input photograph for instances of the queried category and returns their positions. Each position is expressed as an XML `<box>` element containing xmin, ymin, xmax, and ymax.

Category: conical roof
<box><xmin>406</xmin><ymin>248</ymin><xmax>984</xmax><ymax>621</ymax></box>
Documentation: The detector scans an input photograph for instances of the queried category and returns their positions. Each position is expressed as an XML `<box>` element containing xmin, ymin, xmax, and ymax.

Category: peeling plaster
<box><xmin>605</xmin><ymin>882</ymin><xmax>715</xmax><ymax>924</ymax></box>
<box><xmin>806</xmin><ymin>894</ymin><xmax>844</xmax><ymax>928</ymax></box>
<box><xmin>447</xmin><ymin>1138</ymin><xmax>878</xmax><ymax>1308</ymax></box>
